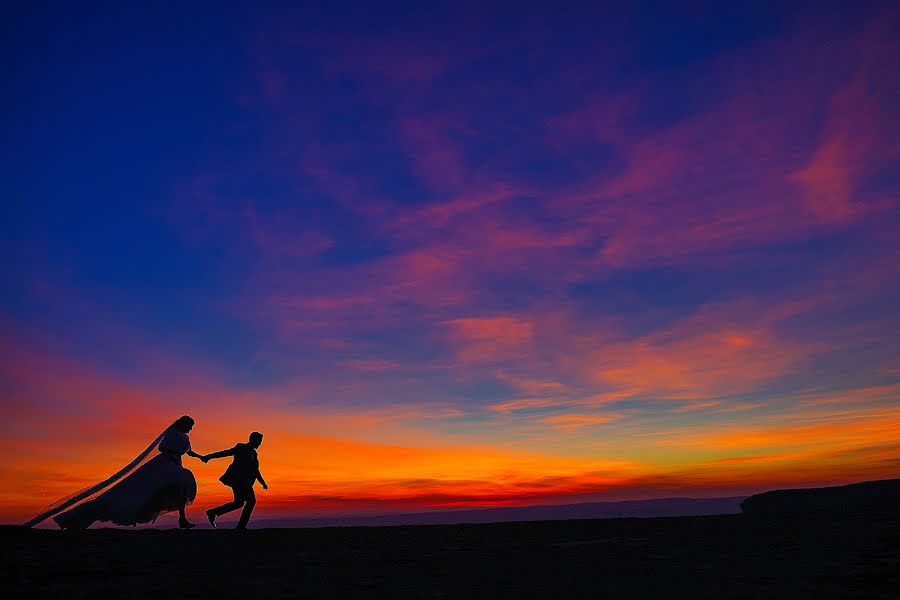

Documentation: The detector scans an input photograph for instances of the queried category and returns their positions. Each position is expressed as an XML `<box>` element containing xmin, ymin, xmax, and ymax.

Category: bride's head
<box><xmin>172</xmin><ymin>415</ymin><xmax>195</xmax><ymax>433</ymax></box>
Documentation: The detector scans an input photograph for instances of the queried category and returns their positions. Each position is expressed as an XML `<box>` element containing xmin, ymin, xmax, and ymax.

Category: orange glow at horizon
<box><xmin>2</xmin><ymin>344</ymin><xmax>898</xmax><ymax>523</ymax></box>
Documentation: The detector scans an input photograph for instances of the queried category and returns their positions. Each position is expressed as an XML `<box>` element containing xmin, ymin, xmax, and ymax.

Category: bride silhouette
<box><xmin>25</xmin><ymin>416</ymin><xmax>205</xmax><ymax>530</ymax></box>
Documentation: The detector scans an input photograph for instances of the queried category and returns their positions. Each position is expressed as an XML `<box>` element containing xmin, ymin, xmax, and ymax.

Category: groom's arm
<box><xmin>256</xmin><ymin>470</ymin><xmax>268</xmax><ymax>490</ymax></box>
<box><xmin>203</xmin><ymin>447</ymin><xmax>237</xmax><ymax>461</ymax></box>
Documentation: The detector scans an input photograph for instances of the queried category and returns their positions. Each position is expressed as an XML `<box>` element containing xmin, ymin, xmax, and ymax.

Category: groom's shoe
<box><xmin>179</xmin><ymin>519</ymin><xmax>196</xmax><ymax>530</ymax></box>
<box><xmin>205</xmin><ymin>509</ymin><xmax>217</xmax><ymax>529</ymax></box>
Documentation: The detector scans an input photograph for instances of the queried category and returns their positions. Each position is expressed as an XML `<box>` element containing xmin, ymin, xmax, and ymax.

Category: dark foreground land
<box><xmin>5</xmin><ymin>513</ymin><xmax>900</xmax><ymax>599</ymax></box>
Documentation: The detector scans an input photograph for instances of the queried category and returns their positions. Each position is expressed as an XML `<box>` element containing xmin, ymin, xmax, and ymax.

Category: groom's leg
<box><xmin>210</xmin><ymin>486</ymin><xmax>244</xmax><ymax>517</ymax></box>
<box><xmin>236</xmin><ymin>487</ymin><xmax>256</xmax><ymax>529</ymax></box>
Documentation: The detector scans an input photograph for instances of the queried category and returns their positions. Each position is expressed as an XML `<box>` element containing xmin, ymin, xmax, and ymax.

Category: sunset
<box><xmin>3</xmin><ymin>2</ymin><xmax>900</xmax><ymax>595</ymax></box>
<box><xmin>4</xmin><ymin>0</ymin><xmax>900</xmax><ymax>524</ymax></box>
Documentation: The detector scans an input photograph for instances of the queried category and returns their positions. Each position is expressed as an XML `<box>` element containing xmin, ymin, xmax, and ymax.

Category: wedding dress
<box><xmin>24</xmin><ymin>426</ymin><xmax>198</xmax><ymax>529</ymax></box>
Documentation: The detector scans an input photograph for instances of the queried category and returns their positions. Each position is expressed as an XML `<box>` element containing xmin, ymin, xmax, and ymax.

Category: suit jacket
<box><xmin>218</xmin><ymin>443</ymin><xmax>260</xmax><ymax>488</ymax></box>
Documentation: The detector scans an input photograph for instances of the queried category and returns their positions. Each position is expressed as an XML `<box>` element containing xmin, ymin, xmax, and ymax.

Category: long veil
<box><xmin>23</xmin><ymin>425</ymin><xmax>171</xmax><ymax>528</ymax></box>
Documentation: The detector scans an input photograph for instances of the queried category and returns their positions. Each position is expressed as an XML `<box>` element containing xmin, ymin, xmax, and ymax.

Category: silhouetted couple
<box><xmin>24</xmin><ymin>416</ymin><xmax>268</xmax><ymax>530</ymax></box>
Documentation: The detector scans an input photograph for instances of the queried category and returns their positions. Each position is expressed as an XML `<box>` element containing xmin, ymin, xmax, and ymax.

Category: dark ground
<box><xmin>5</xmin><ymin>513</ymin><xmax>900</xmax><ymax>599</ymax></box>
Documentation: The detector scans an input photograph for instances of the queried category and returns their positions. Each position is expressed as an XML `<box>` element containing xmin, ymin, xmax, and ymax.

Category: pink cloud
<box><xmin>541</xmin><ymin>413</ymin><xmax>619</xmax><ymax>431</ymax></box>
<box><xmin>790</xmin><ymin>21</ymin><xmax>900</xmax><ymax>222</ymax></box>
<box><xmin>489</xmin><ymin>397</ymin><xmax>561</xmax><ymax>414</ymax></box>
<box><xmin>538</xmin><ymin>17</ymin><xmax>900</xmax><ymax>271</ymax></box>
<box><xmin>445</xmin><ymin>316</ymin><xmax>535</xmax><ymax>363</ymax></box>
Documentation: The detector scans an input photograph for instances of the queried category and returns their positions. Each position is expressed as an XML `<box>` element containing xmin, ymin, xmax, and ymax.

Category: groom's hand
<box><xmin>262</xmin><ymin>483</ymin><xmax>268</xmax><ymax>490</ymax></box>
<box><xmin>201</xmin><ymin>455</ymin><xmax>210</xmax><ymax>463</ymax></box>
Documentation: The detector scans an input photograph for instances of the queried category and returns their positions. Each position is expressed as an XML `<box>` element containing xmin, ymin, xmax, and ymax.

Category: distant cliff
<box><xmin>741</xmin><ymin>479</ymin><xmax>900</xmax><ymax>516</ymax></box>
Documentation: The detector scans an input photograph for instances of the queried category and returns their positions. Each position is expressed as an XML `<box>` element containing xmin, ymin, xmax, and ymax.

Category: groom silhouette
<box><xmin>203</xmin><ymin>432</ymin><xmax>267</xmax><ymax>529</ymax></box>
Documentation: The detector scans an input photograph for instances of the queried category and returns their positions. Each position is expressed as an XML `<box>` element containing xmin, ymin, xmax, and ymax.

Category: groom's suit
<box><xmin>218</xmin><ymin>442</ymin><xmax>261</xmax><ymax>488</ymax></box>
<box><xmin>207</xmin><ymin>443</ymin><xmax>263</xmax><ymax>528</ymax></box>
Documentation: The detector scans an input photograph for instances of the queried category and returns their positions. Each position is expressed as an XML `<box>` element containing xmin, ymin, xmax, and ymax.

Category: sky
<box><xmin>2</xmin><ymin>1</ymin><xmax>899</xmax><ymax>522</ymax></box>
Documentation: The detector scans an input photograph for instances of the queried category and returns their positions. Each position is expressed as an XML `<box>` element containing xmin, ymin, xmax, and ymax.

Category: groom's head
<box><xmin>249</xmin><ymin>431</ymin><xmax>264</xmax><ymax>448</ymax></box>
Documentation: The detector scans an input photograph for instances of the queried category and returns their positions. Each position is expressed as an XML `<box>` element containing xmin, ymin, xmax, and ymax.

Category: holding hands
<box><xmin>189</xmin><ymin>451</ymin><xmax>210</xmax><ymax>463</ymax></box>
<box><xmin>187</xmin><ymin>450</ymin><xmax>208</xmax><ymax>463</ymax></box>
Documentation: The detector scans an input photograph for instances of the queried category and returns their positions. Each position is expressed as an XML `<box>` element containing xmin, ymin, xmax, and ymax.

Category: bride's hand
<box><xmin>200</xmin><ymin>455</ymin><xmax>210</xmax><ymax>463</ymax></box>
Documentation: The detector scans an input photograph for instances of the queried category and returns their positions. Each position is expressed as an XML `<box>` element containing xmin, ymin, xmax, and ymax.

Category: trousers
<box><xmin>209</xmin><ymin>484</ymin><xmax>256</xmax><ymax>529</ymax></box>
